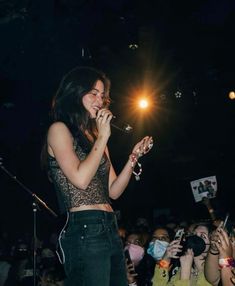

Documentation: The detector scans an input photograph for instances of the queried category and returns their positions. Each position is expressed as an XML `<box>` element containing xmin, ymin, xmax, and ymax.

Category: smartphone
<box><xmin>222</xmin><ymin>213</ymin><xmax>229</xmax><ymax>229</ymax></box>
<box><xmin>124</xmin><ymin>249</ymin><xmax>136</xmax><ymax>275</ymax></box>
<box><xmin>174</xmin><ymin>228</ymin><xmax>185</xmax><ymax>241</ymax></box>
<box><xmin>124</xmin><ymin>249</ymin><xmax>131</xmax><ymax>263</ymax></box>
<box><xmin>174</xmin><ymin>228</ymin><xmax>185</xmax><ymax>257</ymax></box>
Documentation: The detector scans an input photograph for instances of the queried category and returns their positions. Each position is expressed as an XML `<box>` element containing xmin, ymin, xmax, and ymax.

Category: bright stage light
<box><xmin>229</xmin><ymin>91</ymin><xmax>235</xmax><ymax>100</ymax></box>
<box><xmin>138</xmin><ymin>99</ymin><xmax>149</xmax><ymax>109</ymax></box>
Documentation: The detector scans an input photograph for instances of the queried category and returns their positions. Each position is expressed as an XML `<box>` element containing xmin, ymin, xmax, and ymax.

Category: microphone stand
<box><xmin>0</xmin><ymin>160</ymin><xmax>57</xmax><ymax>286</ymax></box>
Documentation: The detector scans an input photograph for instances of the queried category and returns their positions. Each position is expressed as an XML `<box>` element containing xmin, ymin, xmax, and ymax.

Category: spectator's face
<box><xmin>126</xmin><ymin>234</ymin><xmax>142</xmax><ymax>246</ymax></box>
<box><xmin>194</xmin><ymin>225</ymin><xmax>210</xmax><ymax>254</ymax></box>
<box><xmin>194</xmin><ymin>226</ymin><xmax>209</xmax><ymax>244</ymax></box>
<box><xmin>152</xmin><ymin>228</ymin><xmax>170</xmax><ymax>243</ymax></box>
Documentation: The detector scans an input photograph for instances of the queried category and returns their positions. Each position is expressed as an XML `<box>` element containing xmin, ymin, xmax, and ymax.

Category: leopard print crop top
<box><xmin>48</xmin><ymin>135</ymin><xmax>111</xmax><ymax>210</ymax></box>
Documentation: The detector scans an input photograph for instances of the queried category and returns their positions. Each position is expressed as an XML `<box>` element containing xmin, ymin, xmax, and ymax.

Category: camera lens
<box><xmin>180</xmin><ymin>235</ymin><xmax>206</xmax><ymax>257</ymax></box>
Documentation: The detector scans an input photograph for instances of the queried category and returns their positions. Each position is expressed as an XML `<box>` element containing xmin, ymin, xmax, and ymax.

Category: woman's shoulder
<box><xmin>49</xmin><ymin>121</ymin><xmax>70</xmax><ymax>131</ymax></box>
<box><xmin>48</xmin><ymin>121</ymin><xmax>73</xmax><ymax>135</ymax></box>
<box><xmin>48</xmin><ymin>121</ymin><xmax>74</xmax><ymax>143</ymax></box>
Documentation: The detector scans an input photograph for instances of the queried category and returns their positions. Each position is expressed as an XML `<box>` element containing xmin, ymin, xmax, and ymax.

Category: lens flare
<box><xmin>139</xmin><ymin>99</ymin><xmax>149</xmax><ymax>109</ymax></box>
<box><xmin>229</xmin><ymin>91</ymin><xmax>235</xmax><ymax>100</ymax></box>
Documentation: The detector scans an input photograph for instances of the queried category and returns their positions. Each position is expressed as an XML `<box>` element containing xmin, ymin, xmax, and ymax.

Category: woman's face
<box><xmin>194</xmin><ymin>225</ymin><xmax>210</xmax><ymax>255</ymax></box>
<box><xmin>126</xmin><ymin>234</ymin><xmax>142</xmax><ymax>246</ymax></box>
<box><xmin>151</xmin><ymin>228</ymin><xmax>170</xmax><ymax>243</ymax></box>
<box><xmin>82</xmin><ymin>80</ymin><xmax>105</xmax><ymax>118</ymax></box>
<box><xmin>194</xmin><ymin>225</ymin><xmax>209</xmax><ymax>244</ymax></box>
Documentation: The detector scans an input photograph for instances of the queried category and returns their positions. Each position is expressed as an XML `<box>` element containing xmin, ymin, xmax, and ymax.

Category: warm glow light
<box><xmin>124</xmin><ymin>85</ymin><xmax>158</xmax><ymax>126</ymax></box>
<box><xmin>229</xmin><ymin>91</ymin><xmax>235</xmax><ymax>100</ymax></box>
<box><xmin>139</xmin><ymin>99</ymin><xmax>148</xmax><ymax>109</ymax></box>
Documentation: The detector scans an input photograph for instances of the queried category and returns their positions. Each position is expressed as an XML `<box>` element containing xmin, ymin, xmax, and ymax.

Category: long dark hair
<box><xmin>52</xmin><ymin>66</ymin><xmax>111</xmax><ymax>134</ymax></box>
<box><xmin>41</xmin><ymin>66</ymin><xmax>111</xmax><ymax>171</ymax></box>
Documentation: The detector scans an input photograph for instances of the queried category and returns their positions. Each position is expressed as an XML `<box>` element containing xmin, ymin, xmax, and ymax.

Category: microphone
<box><xmin>111</xmin><ymin>116</ymin><xmax>133</xmax><ymax>133</ymax></box>
<box><xmin>111</xmin><ymin>121</ymin><xmax>133</xmax><ymax>133</ymax></box>
<box><xmin>95</xmin><ymin>114</ymin><xmax>133</xmax><ymax>133</ymax></box>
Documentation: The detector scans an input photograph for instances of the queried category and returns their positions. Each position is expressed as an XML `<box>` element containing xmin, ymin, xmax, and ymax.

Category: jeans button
<box><xmin>84</xmin><ymin>224</ymin><xmax>87</xmax><ymax>228</ymax></box>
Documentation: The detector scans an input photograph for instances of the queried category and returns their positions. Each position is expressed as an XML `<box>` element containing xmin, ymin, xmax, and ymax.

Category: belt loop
<box><xmin>104</xmin><ymin>211</ymin><xmax>107</xmax><ymax>224</ymax></box>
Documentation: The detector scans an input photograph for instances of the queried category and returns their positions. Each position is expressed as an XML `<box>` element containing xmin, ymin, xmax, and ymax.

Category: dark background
<box><xmin>0</xmin><ymin>0</ymin><xmax>235</xmax><ymax>238</ymax></box>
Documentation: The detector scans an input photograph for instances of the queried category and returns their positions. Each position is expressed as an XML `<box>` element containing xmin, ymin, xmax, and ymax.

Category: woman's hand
<box><xmin>162</xmin><ymin>239</ymin><xmax>183</xmax><ymax>261</ymax></box>
<box><xmin>126</xmin><ymin>259</ymin><xmax>138</xmax><ymax>284</ymax></box>
<box><xmin>180</xmin><ymin>249</ymin><xmax>194</xmax><ymax>280</ymax></box>
<box><xmin>214</xmin><ymin>228</ymin><xmax>233</xmax><ymax>259</ymax></box>
<box><xmin>180</xmin><ymin>248</ymin><xmax>194</xmax><ymax>267</ymax></box>
<box><xmin>96</xmin><ymin>108</ymin><xmax>113</xmax><ymax>138</ymax></box>
<box><xmin>210</xmin><ymin>229</ymin><xmax>220</xmax><ymax>254</ymax></box>
<box><xmin>131</xmin><ymin>136</ymin><xmax>153</xmax><ymax>158</ymax></box>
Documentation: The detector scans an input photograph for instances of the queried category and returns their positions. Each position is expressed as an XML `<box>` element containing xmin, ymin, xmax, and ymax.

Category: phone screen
<box><xmin>174</xmin><ymin>229</ymin><xmax>185</xmax><ymax>241</ymax></box>
<box><xmin>124</xmin><ymin>249</ymin><xmax>136</xmax><ymax>275</ymax></box>
<box><xmin>223</xmin><ymin>213</ymin><xmax>229</xmax><ymax>229</ymax></box>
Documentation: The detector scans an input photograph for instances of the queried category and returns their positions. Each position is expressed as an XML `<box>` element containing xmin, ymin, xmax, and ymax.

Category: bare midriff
<box><xmin>70</xmin><ymin>203</ymin><xmax>113</xmax><ymax>213</ymax></box>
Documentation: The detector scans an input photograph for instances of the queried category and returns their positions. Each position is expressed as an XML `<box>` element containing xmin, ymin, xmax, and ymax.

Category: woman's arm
<box><xmin>179</xmin><ymin>249</ymin><xmax>194</xmax><ymax>280</ymax></box>
<box><xmin>204</xmin><ymin>229</ymin><xmax>222</xmax><ymax>286</ymax></box>
<box><xmin>107</xmin><ymin>136</ymin><xmax>153</xmax><ymax>199</ymax></box>
<box><xmin>204</xmin><ymin>251</ymin><xmax>221</xmax><ymax>286</ymax></box>
<box><xmin>162</xmin><ymin>239</ymin><xmax>183</xmax><ymax>263</ymax></box>
<box><xmin>215</xmin><ymin>228</ymin><xmax>234</xmax><ymax>286</ymax></box>
<box><xmin>47</xmin><ymin>120</ymin><xmax>110</xmax><ymax>190</ymax></box>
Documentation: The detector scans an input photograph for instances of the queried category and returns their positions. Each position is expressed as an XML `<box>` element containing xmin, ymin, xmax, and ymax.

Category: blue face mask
<box><xmin>147</xmin><ymin>240</ymin><xmax>169</xmax><ymax>261</ymax></box>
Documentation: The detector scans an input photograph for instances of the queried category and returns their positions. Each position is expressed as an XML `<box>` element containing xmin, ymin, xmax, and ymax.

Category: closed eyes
<box><xmin>90</xmin><ymin>89</ymin><xmax>104</xmax><ymax>98</ymax></box>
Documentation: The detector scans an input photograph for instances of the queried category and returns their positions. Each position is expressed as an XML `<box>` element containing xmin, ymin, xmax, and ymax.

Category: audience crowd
<box><xmin>0</xmin><ymin>210</ymin><xmax>235</xmax><ymax>286</ymax></box>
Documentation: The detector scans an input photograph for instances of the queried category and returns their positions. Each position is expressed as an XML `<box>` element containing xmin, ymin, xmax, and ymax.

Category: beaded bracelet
<box><xmin>158</xmin><ymin>259</ymin><xmax>170</xmax><ymax>269</ymax></box>
<box><xmin>130</xmin><ymin>153</ymin><xmax>142</xmax><ymax>181</ymax></box>
<box><xmin>219</xmin><ymin>257</ymin><xmax>235</xmax><ymax>268</ymax></box>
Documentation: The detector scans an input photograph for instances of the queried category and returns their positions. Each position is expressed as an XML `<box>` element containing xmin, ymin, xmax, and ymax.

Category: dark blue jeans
<box><xmin>60</xmin><ymin>210</ymin><xmax>127</xmax><ymax>286</ymax></box>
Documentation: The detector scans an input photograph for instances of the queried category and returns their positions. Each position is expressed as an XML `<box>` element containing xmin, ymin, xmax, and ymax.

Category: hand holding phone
<box><xmin>126</xmin><ymin>254</ymin><xmax>138</xmax><ymax>285</ymax></box>
<box><xmin>222</xmin><ymin>213</ymin><xmax>229</xmax><ymax>230</ymax></box>
<box><xmin>124</xmin><ymin>249</ymin><xmax>137</xmax><ymax>275</ymax></box>
<box><xmin>174</xmin><ymin>229</ymin><xmax>185</xmax><ymax>241</ymax></box>
<box><xmin>125</xmin><ymin>249</ymin><xmax>132</xmax><ymax>264</ymax></box>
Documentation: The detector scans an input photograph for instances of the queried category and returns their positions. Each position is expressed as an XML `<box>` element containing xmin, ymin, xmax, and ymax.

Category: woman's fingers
<box><xmin>134</xmin><ymin>136</ymin><xmax>153</xmax><ymax>157</ymax></box>
<box><xmin>166</xmin><ymin>241</ymin><xmax>183</xmax><ymax>257</ymax></box>
<box><xmin>96</xmin><ymin>109</ymin><xmax>113</xmax><ymax>120</ymax></box>
<box><xmin>96</xmin><ymin>109</ymin><xmax>113</xmax><ymax>130</ymax></box>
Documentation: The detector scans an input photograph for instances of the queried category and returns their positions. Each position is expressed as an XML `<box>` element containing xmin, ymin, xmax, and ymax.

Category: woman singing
<box><xmin>42</xmin><ymin>66</ymin><xmax>153</xmax><ymax>286</ymax></box>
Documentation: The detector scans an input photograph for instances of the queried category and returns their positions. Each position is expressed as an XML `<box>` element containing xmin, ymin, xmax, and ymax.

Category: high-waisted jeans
<box><xmin>59</xmin><ymin>210</ymin><xmax>127</xmax><ymax>286</ymax></box>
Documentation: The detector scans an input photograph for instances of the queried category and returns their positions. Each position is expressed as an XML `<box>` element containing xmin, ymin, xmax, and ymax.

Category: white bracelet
<box><xmin>129</xmin><ymin>282</ymin><xmax>137</xmax><ymax>286</ymax></box>
<box><xmin>130</xmin><ymin>153</ymin><xmax>142</xmax><ymax>181</ymax></box>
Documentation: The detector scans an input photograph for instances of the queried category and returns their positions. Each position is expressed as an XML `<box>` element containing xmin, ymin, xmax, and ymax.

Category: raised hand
<box><xmin>126</xmin><ymin>259</ymin><xmax>138</xmax><ymax>284</ymax></box>
<box><xmin>180</xmin><ymin>249</ymin><xmax>194</xmax><ymax>280</ymax></box>
<box><xmin>132</xmin><ymin>136</ymin><xmax>153</xmax><ymax>158</ymax></box>
<box><xmin>214</xmin><ymin>228</ymin><xmax>233</xmax><ymax>259</ymax></box>
<box><xmin>162</xmin><ymin>239</ymin><xmax>183</xmax><ymax>261</ymax></box>
<box><xmin>96</xmin><ymin>108</ymin><xmax>113</xmax><ymax>138</ymax></box>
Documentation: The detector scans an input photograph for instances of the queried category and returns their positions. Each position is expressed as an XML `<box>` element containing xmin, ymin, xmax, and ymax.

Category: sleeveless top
<box><xmin>48</xmin><ymin>133</ymin><xmax>111</xmax><ymax>211</ymax></box>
